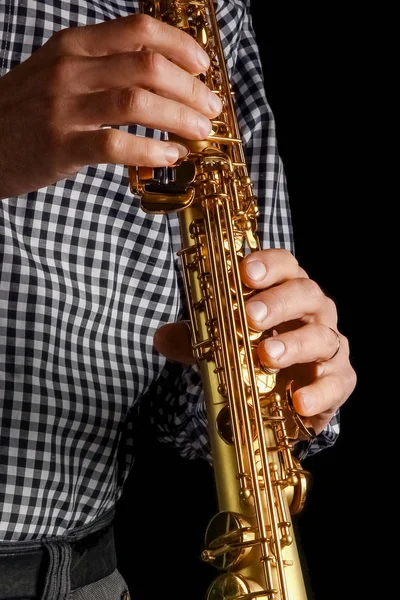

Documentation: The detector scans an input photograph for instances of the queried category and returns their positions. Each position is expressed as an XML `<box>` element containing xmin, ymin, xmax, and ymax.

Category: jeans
<box><xmin>69</xmin><ymin>569</ymin><xmax>130</xmax><ymax>600</ymax></box>
<box><xmin>0</xmin><ymin>509</ymin><xmax>130</xmax><ymax>600</ymax></box>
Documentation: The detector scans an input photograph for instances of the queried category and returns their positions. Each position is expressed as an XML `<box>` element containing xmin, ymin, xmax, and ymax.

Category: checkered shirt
<box><xmin>0</xmin><ymin>0</ymin><xmax>340</xmax><ymax>541</ymax></box>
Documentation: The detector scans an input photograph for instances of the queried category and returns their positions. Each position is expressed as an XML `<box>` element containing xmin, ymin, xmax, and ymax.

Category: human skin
<box><xmin>0</xmin><ymin>12</ymin><xmax>356</xmax><ymax>435</ymax></box>
<box><xmin>154</xmin><ymin>248</ymin><xmax>357</xmax><ymax>437</ymax></box>
<box><xmin>0</xmin><ymin>14</ymin><xmax>220</xmax><ymax>199</ymax></box>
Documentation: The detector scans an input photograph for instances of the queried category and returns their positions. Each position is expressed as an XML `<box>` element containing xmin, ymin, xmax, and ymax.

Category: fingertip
<box><xmin>294</xmin><ymin>391</ymin><xmax>316</xmax><ymax>417</ymax></box>
<box><xmin>262</xmin><ymin>339</ymin><xmax>285</xmax><ymax>360</ymax></box>
<box><xmin>240</xmin><ymin>254</ymin><xmax>268</xmax><ymax>287</ymax></box>
<box><xmin>164</xmin><ymin>143</ymin><xmax>189</xmax><ymax>164</ymax></box>
<box><xmin>196</xmin><ymin>48</ymin><xmax>210</xmax><ymax>72</ymax></box>
<box><xmin>245</xmin><ymin>301</ymin><xmax>268</xmax><ymax>324</ymax></box>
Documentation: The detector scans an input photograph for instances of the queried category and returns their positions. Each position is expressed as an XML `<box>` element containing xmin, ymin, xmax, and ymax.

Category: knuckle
<box><xmin>48</xmin><ymin>55</ymin><xmax>76</xmax><ymax>88</ymax></box>
<box><xmin>133</xmin><ymin>13</ymin><xmax>158</xmax><ymax>37</ymax></box>
<box><xmin>119</xmin><ymin>87</ymin><xmax>148</xmax><ymax>115</ymax></box>
<box><xmin>348</xmin><ymin>368</ymin><xmax>357</xmax><ymax>394</ymax></box>
<box><xmin>324</xmin><ymin>296</ymin><xmax>338</xmax><ymax>321</ymax></box>
<box><xmin>51</xmin><ymin>27</ymin><xmax>73</xmax><ymax>50</ymax></box>
<box><xmin>339</xmin><ymin>333</ymin><xmax>350</xmax><ymax>355</ymax></box>
<box><xmin>298</xmin><ymin>267</ymin><xmax>309</xmax><ymax>279</ymax></box>
<box><xmin>99</xmin><ymin>128</ymin><xmax>123</xmax><ymax>161</ymax></box>
<box><xmin>338</xmin><ymin>335</ymin><xmax>357</xmax><ymax>394</ymax></box>
<box><xmin>283</xmin><ymin>248</ymin><xmax>299</xmax><ymax>265</ymax></box>
<box><xmin>139</xmin><ymin>50</ymin><xmax>164</xmax><ymax>76</ymax></box>
<box><xmin>281</xmin><ymin>248</ymin><xmax>298</xmax><ymax>266</ymax></box>
<box><xmin>301</xmin><ymin>277</ymin><xmax>324</xmax><ymax>305</ymax></box>
<box><xmin>281</xmin><ymin>248</ymin><xmax>293</xmax><ymax>259</ymax></box>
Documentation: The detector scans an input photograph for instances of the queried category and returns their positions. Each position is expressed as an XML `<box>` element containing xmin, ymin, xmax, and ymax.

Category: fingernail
<box><xmin>198</xmin><ymin>116</ymin><xmax>213</xmax><ymax>137</ymax></box>
<box><xmin>264</xmin><ymin>339</ymin><xmax>285</xmax><ymax>359</ymax></box>
<box><xmin>246</xmin><ymin>301</ymin><xmax>268</xmax><ymax>322</ymax></box>
<box><xmin>208</xmin><ymin>93</ymin><xmax>223</xmax><ymax>115</ymax></box>
<box><xmin>164</xmin><ymin>143</ymin><xmax>188</xmax><ymax>163</ymax></box>
<box><xmin>300</xmin><ymin>393</ymin><xmax>315</xmax><ymax>414</ymax></box>
<box><xmin>245</xmin><ymin>260</ymin><xmax>267</xmax><ymax>282</ymax></box>
<box><xmin>197</xmin><ymin>49</ymin><xmax>210</xmax><ymax>71</ymax></box>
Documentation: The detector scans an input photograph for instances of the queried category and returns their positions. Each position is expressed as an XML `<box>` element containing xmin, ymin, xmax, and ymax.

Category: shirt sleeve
<box><xmin>141</xmin><ymin>0</ymin><xmax>340</xmax><ymax>461</ymax></box>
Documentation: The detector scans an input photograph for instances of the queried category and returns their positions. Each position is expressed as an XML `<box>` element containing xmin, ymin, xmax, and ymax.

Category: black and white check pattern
<box><xmin>0</xmin><ymin>0</ymin><xmax>339</xmax><ymax>541</ymax></box>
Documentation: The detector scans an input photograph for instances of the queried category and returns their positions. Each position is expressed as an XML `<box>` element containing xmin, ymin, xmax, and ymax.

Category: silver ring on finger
<box><xmin>319</xmin><ymin>326</ymin><xmax>341</xmax><ymax>362</ymax></box>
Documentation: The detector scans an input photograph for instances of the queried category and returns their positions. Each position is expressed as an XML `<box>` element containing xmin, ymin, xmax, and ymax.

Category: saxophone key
<box><xmin>203</xmin><ymin>512</ymin><xmax>256</xmax><ymax>570</ymax></box>
<box><xmin>205</xmin><ymin>573</ymin><xmax>273</xmax><ymax>600</ymax></box>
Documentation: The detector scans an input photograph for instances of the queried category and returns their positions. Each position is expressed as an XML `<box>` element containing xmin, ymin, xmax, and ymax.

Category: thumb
<box><xmin>153</xmin><ymin>321</ymin><xmax>195</xmax><ymax>365</ymax></box>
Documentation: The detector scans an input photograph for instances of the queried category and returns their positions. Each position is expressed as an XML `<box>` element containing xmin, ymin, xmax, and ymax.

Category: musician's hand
<box><xmin>154</xmin><ymin>249</ymin><xmax>357</xmax><ymax>437</ymax></box>
<box><xmin>0</xmin><ymin>14</ymin><xmax>220</xmax><ymax>199</ymax></box>
<box><xmin>239</xmin><ymin>249</ymin><xmax>356</xmax><ymax>435</ymax></box>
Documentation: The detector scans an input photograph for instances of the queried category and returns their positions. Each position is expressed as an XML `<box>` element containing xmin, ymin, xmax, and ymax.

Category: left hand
<box><xmin>153</xmin><ymin>248</ymin><xmax>357</xmax><ymax>436</ymax></box>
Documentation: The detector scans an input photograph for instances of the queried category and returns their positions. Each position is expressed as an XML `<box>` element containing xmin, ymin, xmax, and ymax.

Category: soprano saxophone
<box><xmin>130</xmin><ymin>1</ymin><xmax>313</xmax><ymax>598</ymax></box>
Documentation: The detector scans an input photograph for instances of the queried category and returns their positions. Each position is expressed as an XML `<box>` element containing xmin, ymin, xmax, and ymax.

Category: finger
<box><xmin>49</xmin><ymin>14</ymin><xmax>210</xmax><ymax>74</ymax></box>
<box><xmin>239</xmin><ymin>248</ymin><xmax>307</xmax><ymax>290</ymax></box>
<box><xmin>153</xmin><ymin>321</ymin><xmax>195</xmax><ymax>365</ymax></box>
<box><xmin>257</xmin><ymin>324</ymin><xmax>343</xmax><ymax>369</ymax></box>
<box><xmin>63</xmin><ymin>52</ymin><xmax>222</xmax><ymax>119</ymax></box>
<box><xmin>292</xmin><ymin>366</ymin><xmax>357</xmax><ymax>421</ymax></box>
<box><xmin>74</xmin><ymin>87</ymin><xmax>212</xmax><ymax>140</ymax></box>
<box><xmin>245</xmin><ymin>278</ymin><xmax>337</xmax><ymax>332</ymax></box>
<box><xmin>67</xmin><ymin>128</ymin><xmax>189</xmax><ymax>168</ymax></box>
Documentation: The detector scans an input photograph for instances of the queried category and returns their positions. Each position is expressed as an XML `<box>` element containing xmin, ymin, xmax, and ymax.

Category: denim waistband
<box><xmin>0</xmin><ymin>508</ymin><xmax>116</xmax><ymax>600</ymax></box>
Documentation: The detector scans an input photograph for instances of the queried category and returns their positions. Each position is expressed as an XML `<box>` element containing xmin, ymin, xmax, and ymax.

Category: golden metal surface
<box><xmin>206</xmin><ymin>573</ymin><xmax>269</xmax><ymax>600</ymax></box>
<box><xmin>129</xmin><ymin>2</ymin><xmax>312</xmax><ymax>598</ymax></box>
<box><xmin>202</xmin><ymin>512</ymin><xmax>255</xmax><ymax>570</ymax></box>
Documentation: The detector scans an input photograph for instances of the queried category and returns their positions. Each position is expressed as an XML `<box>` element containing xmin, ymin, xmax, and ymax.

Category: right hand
<box><xmin>0</xmin><ymin>13</ymin><xmax>222</xmax><ymax>199</ymax></box>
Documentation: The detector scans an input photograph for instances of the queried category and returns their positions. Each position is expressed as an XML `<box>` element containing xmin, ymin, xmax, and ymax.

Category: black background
<box><xmin>115</xmin><ymin>3</ymin><xmax>371</xmax><ymax>598</ymax></box>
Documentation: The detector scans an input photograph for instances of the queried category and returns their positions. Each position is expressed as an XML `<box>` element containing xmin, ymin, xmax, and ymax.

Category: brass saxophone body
<box><xmin>130</xmin><ymin>2</ymin><xmax>311</xmax><ymax>598</ymax></box>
